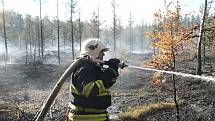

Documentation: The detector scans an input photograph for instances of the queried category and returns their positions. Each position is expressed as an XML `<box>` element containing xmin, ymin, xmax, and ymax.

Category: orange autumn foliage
<box><xmin>148</xmin><ymin>0</ymin><xmax>193</xmax><ymax>70</ymax></box>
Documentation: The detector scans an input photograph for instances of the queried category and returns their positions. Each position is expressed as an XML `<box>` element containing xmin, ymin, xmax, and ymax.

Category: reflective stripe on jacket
<box><xmin>70</xmin><ymin>80</ymin><xmax>110</xmax><ymax>97</ymax></box>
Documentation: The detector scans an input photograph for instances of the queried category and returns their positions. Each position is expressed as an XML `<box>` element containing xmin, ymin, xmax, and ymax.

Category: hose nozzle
<box><xmin>118</xmin><ymin>61</ymin><xmax>128</xmax><ymax>69</ymax></box>
<box><xmin>92</xmin><ymin>58</ymin><xmax>128</xmax><ymax>69</ymax></box>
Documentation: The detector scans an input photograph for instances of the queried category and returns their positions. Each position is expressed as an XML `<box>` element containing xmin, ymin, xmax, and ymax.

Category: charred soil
<box><xmin>0</xmin><ymin>51</ymin><xmax>215</xmax><ymax>121</ymax></box>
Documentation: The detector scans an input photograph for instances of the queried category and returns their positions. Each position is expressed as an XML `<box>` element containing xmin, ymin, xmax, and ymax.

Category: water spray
<box><xmin>93</xmin><ymin>59</ymin><xmax>215</xmax><ymax>82</ymax></box>
<box><xmin>128</xmin><ymin>64</ymin><xmax>215</xmax><ymax>82</ymax></box>
<box><xmin>127</xmin><ymin>65</ymin><xmax>215</xmax><ymax>82</ymax></box>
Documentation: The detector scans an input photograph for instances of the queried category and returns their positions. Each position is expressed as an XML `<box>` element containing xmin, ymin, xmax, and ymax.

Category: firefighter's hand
<box><xmin>108</xmin><ymin>58</ymin><xmax>120</xmax><ymax>71</ymax></box>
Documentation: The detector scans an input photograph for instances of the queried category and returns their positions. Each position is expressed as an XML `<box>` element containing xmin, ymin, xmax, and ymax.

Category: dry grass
<box><xmin>0</xmin><ymin>101</ymin><xmax>20</xmax><ymax>119</ymax></box>
<box><xmin>112</xmin><ymin>89</ymin><xmax>147</xmax><ymax>97</ymax></box>
<box><xmin>117</xmin><ymin>101</ymin><xmax>176</xmax><ymax>120</ymax></box>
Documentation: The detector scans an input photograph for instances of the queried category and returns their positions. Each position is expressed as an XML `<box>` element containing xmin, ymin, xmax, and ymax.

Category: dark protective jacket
<box><xmin>70</xmin><ymin>58</ymin><xmax>118</xmax><ymax>110</ymax></box>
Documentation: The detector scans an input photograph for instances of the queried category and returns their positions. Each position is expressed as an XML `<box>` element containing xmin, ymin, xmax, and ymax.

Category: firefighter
<box><xmin>67</xmin><ymin>38</ymin><xmax>120</xmax><ymax>121</ymax></box>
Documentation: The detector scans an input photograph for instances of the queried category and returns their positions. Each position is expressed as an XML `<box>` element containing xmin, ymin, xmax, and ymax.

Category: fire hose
<box><xmin>34</xmin><ymin>58</ymin><xmax>125</xmax><ymax>121</ymax></box>
<box><xmin>34</xmin><ymin>58</ymin><xmax>215</xmax><ymax>121</ymax></box>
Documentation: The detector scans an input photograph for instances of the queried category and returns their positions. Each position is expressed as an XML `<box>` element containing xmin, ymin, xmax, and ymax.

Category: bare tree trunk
<box><xmin>172</xmin><ymin>51</ymin><xmax>180</xmax><ymax>121</ymax></box>
<box><xmin>51</xmin><ymin>25</ymin><xmax>54</xmax><ymax>46</ymax></box>
<box><xmin>63</xmin><ymin>24</ymin><xmax>67</xmax><ymax>49</ymax></box>
<box><xmin>129</xmin><ymin>24</ymin><xmax>132</xmax><ymax>52</ymax></box>
<box><xmin>64</xmin><ymin>35</ymin><xmax>66</xmax><ymax>49</ymax></box>
<box><xmin>169</xmin><ymin>21</ymin><xmax>180</xmax><ymax>119</ymax></box>
<box><xmin>57</xmin><ymin>0</ymin><xmax>60</xmax><ymax>65</ymax></box>
<box><xmin>33</xmin><ymin>19</ymin><xmax>37</xmax><ymax>69</ymax></box>
<box><xmin>172</xmin><ymin>3</ymin><xmax>180</xmax><ymax>120</ymax></box>
<box><xmin>197</xmin><ymin>0</ymin><xmax>207</xmax><ymax>75</ymax></box>
<box><xmin>29</xmin><ymin>20</ymin><xmax>33</xmax><ymax>55</ymax></box>
<box><xmin>203</xmin><ymin>46</ymin><xmax>206</xmax><ymax>65</ymax></box>
<box><xmin>30</xmin><ymin>39</ymin><xmax>32</xmax><ymax>55</ymax></box>
<box><xmin>70</xmin><ymin>0</ymin><xmax>75</xmax><ymax>60</ymax></box>
<box><xmin>40</xmin><ymin>0</ymin><xmax>44</xmax><ymax>58</ymax></box>
<box><xmin>37</xmin><ymin>18</ymin><xmax>41</xmax><ymax>57</ymax></box>
<box><xmin>2</xmin><ymin>0</ymin><xmax>8</xmax><ymax>61</ymax></box>
<box><xmin>78</xmin><ymin>10</ymin><xmax>82</xmax><ymax>51</ymax></box>
<box><xmin>34</xmin><ymin>35</ymin><xmax>37</xmax><ymax>65</ymax></box>
<box><xmin>128</xmin><ymin>12</ymin><xmax>134</xmax><ymax>52</ymax></box>
<box><xmin>97</xmin><ymin>6</ymin><xmax>100</xmax><ymax>39</ymax></box>
<box><xmin>26</xmin><ymin>19</ymin><xmax>32</xmax><ymax>64</ymax></box>
<box><xmin>203</xmin><ymin>32</ymin><xmax>206</xmax><ymax>65</ymax></box>
<box><xmin>112</xmin><ymin>0</ymin><xmax>116</xmax><ymax>51</ymax></box>
<box><xmin>25</xmin><ymin>39</ymin><xmax>28</xmax><ymax>65</ymax></box>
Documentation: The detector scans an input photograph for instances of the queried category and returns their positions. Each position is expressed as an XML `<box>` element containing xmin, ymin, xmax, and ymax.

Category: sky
<box><xmin>3</xmin><ymin>0</ymin><xmax>205</xmax><ymax>26</ymax></box>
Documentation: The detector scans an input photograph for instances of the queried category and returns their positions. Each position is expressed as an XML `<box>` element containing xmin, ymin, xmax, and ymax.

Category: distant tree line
<box><xmin>0</xmin><ymin>9</ymin><xmax>201</xmax><ymax>63</ymax></box>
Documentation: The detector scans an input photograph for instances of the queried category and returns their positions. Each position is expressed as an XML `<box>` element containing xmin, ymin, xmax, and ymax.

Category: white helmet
<box><xmin>80</xmin><ymin>38</ymin><xmax>109</xmax><ymax>59</ymax></box>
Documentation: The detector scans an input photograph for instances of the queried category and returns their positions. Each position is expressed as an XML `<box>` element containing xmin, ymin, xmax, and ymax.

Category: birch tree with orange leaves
<box><xmin>148</xmin><ymin>1</ymin><xmax>194</xmax><ymax>120</ymax></box>
<box><xmin>150</xmin><ymin>1</ymin><xmax>192</xmax><ymax>70</ymax></box>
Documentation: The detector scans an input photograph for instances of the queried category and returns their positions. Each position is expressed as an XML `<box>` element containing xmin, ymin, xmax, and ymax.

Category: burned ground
<box><xmin>1</xmin><ymin>51</ymin><xmax>215</xmax><ymax>121</ymax></box>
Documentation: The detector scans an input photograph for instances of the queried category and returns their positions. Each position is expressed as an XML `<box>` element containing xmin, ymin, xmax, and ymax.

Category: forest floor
<box><xmin>1</xmin><ymin>49</ymin><xmax>215</xmax><ymax>121</ymax></box>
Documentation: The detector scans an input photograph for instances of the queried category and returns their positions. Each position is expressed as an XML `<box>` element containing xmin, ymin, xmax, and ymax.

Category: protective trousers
<box><xmin>67</xmin><ymin>103</ymin><xmax>109</xmax><ymax>121</ymax></box>
<box><xmin>68</xmin><ymin>111</ymin><xmax>109</xmax><ymax>121</ymax></box>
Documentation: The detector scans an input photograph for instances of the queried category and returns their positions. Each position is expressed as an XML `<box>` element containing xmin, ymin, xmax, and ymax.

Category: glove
<box><xmin>101</xmin><ymin>68</ymin><xmax>119</xmax><ymax>88</ymax></box>
<box><xmin>107</xmin><ymin>58</ymin><xmax>120</xmax><ymax>71</ymax></box>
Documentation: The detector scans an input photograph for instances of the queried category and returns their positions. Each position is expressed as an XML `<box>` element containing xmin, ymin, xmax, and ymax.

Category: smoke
<box><xmin>0</xmin><ymin>40</ymin><xmax>83</xmax><ymax>65</ymax></box>
<box><xmin>0</xmin><ymin>41</ymin><xmax>25</xmax><ymax>65</ymax></box>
